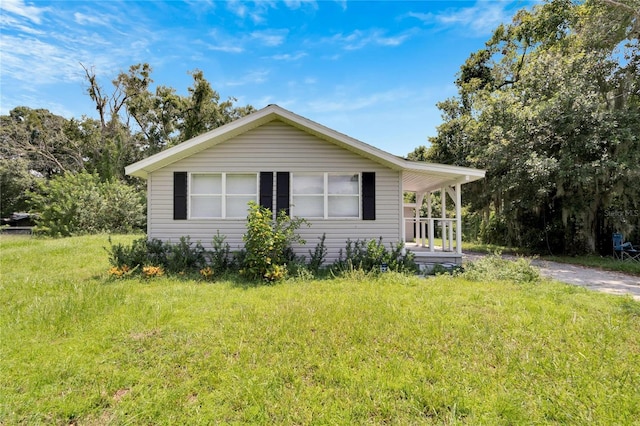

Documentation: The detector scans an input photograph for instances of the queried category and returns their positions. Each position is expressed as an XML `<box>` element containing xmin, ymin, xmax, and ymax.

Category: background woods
<box><xmin>0</xmin><ymin>65</ymin><xmax>254</xmax><ymax>228</ymax></box>
<box><xmin>417</xmin><ymin>0</ymin><xmax>640</xmax><ymax>254</ymax></box>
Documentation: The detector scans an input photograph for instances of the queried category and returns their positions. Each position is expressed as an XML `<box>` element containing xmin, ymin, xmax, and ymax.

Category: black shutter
<box><xmin>173</xmin><ymin>172</ymin><xmax>188</xmax><ymax>220</ymax></box>
<box><xmin>276</xmin><ymin>172</ymin><xmax>290</xmax><ymax>215</ymax></box>
<box><xmin>260</xmin><ymin>172</ymin><xmax>273</xmax><ymax>211</ymax></box>
<box><xmin>362</xmin><ymin>172</ymin><xmax>376</xmax><ymax>220</ymax></box>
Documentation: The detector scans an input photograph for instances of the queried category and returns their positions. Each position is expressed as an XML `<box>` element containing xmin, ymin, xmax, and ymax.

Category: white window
<box><xmin>292</xmin><ymin>172</ymin><xmax>360</xmax><ymax>218</ymax></box>
<box><xmin>190</xmin><ymin>173</ymin><xmax>257</xmax><ymax>218</ymax></box>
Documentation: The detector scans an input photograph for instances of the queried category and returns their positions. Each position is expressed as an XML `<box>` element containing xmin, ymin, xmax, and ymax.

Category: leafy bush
<box><xmin>332</xmin><ymin>237</ymin><xmax>418</xmax><ymax>275</ymax></box>
<box><xmin>106</xmin><ymin>236</ymin><xmax>149</xmax><ymax>269</ymax></box>
<box><xmin>165</xmin><ymin>236</ymin><xmax>207</xmax><ymax>274</ymax></box>
<box><xmin>307</xmin><ymin>234</ymin><xmax>328</xmax><ymax>275</ymax></box>
<box><xmin>240</xmin><ymin>202</ymin><xmax>307</xmax><ymax>282</ymax></box>
<box><xmin>0</xmin><ymin>158</ymin><xmax>37</xmax><ymax>217</ymax></box>
<box><xmin>28</xmin><ymin>171</ymin><xmax>145</xmax><ymax>236</ymax></box>
<box><xmin>460</xmin><ymin>254</ymin><xmax>541</xmax><ymax>284</ymax></box>
<box><xmin>106</xmin><ymin>236</ymin><xmax>206</xmax><ymax>276</ymax></box>
<box><xmin>206</xmin><ymin>231</ymin><xmax>233</xmax><ymax>274</ymax></box>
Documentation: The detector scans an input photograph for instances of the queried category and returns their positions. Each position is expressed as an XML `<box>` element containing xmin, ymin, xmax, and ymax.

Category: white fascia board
<box><xmin>403</xmin><ymin>161</ymin><xmax>486</xmax><ymax>178</ymax></box>
<box><xmin>414</xmin><ymin>176</ymin><xmax>481</xmax><ymax>195</ymax></box>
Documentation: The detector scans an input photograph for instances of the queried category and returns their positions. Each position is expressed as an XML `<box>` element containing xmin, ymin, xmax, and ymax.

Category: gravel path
<box><xmin>464</xmin><ymin>253</ymin><xmax>640</xmax><ymax>301</ymax></box>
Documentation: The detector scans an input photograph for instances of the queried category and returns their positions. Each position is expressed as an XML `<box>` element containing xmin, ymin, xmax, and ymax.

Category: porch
<box><xmin>403</xmin><ymin>216</ymin><xmax>463</xmax><ymax>268</ymax></box>
<box><xmin>399</xmin><ymin>164</ymin><xmax>483</xmax><ymax>268</ymax></box>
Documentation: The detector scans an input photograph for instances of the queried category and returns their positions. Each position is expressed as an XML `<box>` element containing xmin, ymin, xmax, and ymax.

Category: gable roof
<box><xmin>125</xmin><ymin>104</ymin><xmax>485</xmax><ymax>193</ymax></box>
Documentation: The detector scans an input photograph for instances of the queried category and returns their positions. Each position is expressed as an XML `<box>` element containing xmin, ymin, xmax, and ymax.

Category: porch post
<box><xmin>427</xmin><ymin>191</ymin><xmax>434</xmax><ymax>252</ymax></box>
<box><xmin>441</xmin><ymin>188</ymin><xmax>447</xmax><ymax>251</ymax></box>
<box><xmin>456</xmin><ymin>183</ymin><xmax>462</xmax><ymax>254</ymax></box>
<box><xmin>400</xmin><ymin>178</ymin><xmax>406</xmax><ymax>249</ymax></box>
<box><xmin>413</xmin><ymin>191</ymin><xmax>424</xmax><ymax>246</ymax></box>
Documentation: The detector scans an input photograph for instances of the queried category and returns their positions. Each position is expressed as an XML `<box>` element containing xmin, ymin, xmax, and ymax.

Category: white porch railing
<box><xmin>404</xmin><ymin>218</ymin><xmax>460</xmax><ymax>253</ymax></box>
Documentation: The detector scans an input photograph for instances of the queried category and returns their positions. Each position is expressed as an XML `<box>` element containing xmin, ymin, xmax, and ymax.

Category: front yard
<box><xmin>1</xmin><ymin>235</ymin><xmax>639</xmax><ymax>424</ymax></box>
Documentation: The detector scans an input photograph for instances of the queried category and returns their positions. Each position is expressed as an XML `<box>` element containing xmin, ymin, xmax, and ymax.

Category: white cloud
<box><xmin>334</xmin><ymin>0</ymin><xmax>347</xmax><ymax>12</ymax></box>
<box><xmin>0</xmin><ymin>2</ymin><xmax>160</xmax><ymax>89</ymax></box>
<box><xmin>0</xmin><ymin>13</ymin><xmax>44</xmax><ymax>35</ymax></box>
<box><xmin>184</xmin><ymin>0</ymin><xmax>216</xmax><ymax>13</ymax></box>
<box><xmin>283</xmin><ymin>0</ymin><xmax>319</xmax><ymax>11</ymax></box>
<box><xmin>226</xmin><ymin>0</ymin><xmax>317</xmax><ymax>24</ymax></box>
<box><xmin>73</xmin><ymin>12</ymin><xmax>112</xmax><ymax>27</ymax></box>
<box><xmin>307</xmin><ymin>88</ymin><xmax>412</xmax><ymax>113</ymax></box>
<box><xmin>0</xmin><ymin>0</ymin><xmax>49</xmax><ymax>24</ymax></box>
<box><xmin>406</xmin><ymin>1</ymin><xmax>513</xmax><ymax>36</ymax></box>
<box><xmin>226</xmin><ymin>0</ymin><xmax>275</xmax><ymax>24</ymax></box>
<box><xmin>205</xmin><ymin>29</ymin><xmax>245</xmax><ymax>53</ymax></box>
<box><xmin>205</xmin><ymin>28</ymin><xmax>288</xmax><ymax>53</ymax></box>
<box><xmin>226</xmin><ymin>0</ymin><xmax>248</xmax><ymax>18</ymax></box>
<box><xmin>225</xmin><ymin>69</ymin><xmax>270</xmax><ymax>87</ymax></box>
<box><xmin>206</xmin><ymin>43</ymin><xmax>245</xmax><ymax>53</ymax></box>
<box><xmin>327</xmin><ymin>29</ymin><xmax>411</xmax><ymax>50</ymax></box>
<box><xmin>0</xmin><ymin>35</ymin><xmax>83</xmax><ymax>85</ymax></box>
<box><xmin>251</xmin><ymin>29</ymin><xmax>288</xmax><ymax>47</ymax></box>
<box><xmin>271</xmin><ymin>52</ymin><xmax>307</xmax><ymax>61</ymax></box>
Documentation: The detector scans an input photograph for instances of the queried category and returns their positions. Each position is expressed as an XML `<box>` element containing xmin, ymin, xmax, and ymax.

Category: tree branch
<box><xmin>80</xmin><ymin>63</ymin><xmax>107</xmax><ymax>129</ymax></box>
<box><xmin>599</xmin><ymin>0</ymin><xmax>639</xmax><ymax>17</ymax></box>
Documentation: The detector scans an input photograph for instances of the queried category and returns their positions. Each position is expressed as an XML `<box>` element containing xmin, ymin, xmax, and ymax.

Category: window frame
<box><xmin>291</xmin><ymin>172</ymin><xmax>361</xmax><ymax>219</ymax></box>
<box><xmin>188</xmin><ymin>172</ymin><xmax>258</xmax><ymax>219</ymax></box>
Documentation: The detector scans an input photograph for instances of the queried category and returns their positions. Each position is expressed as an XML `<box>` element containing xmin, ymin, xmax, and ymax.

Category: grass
<box><xmin>543</xmin><ymin>254</ymin><xmax>640</xmax><ymax>276</ymax></box>
<box><xmin>462</xmin><ymin>241</ymin><xmax>533</xmax><ymax>256</ymax></box>
<box><xmin>2</xmin><ymin>235</ymin><xmax>640</xmax><ymax>424</ymax></box>
<box><xmin>462</xmin><ymin>241</ymin><xmax>640</xmax><ymax>276</ymax></box>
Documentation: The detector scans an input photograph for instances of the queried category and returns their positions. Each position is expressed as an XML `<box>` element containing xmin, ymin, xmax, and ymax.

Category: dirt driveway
<box><xmin>464</xmin><ymin>253</ymin><xmax>640</xmax><ymax>301</ymax></box>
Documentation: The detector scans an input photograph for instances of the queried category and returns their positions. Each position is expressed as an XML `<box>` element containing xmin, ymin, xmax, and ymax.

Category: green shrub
<box><xmin>28</xmin><ymin>172</ymin><xmax>145</xmax><ymax>236</ymax></box>
<box><xmin>207</xmin><ymin>231</ymin><xmax>233</xmax><ymax>274</ymax></box>
<box><xmin>241</xmin><ymin>202</ymin><xmax>307</xmax><ymax>282</ymax></box>
<box><xmin>307</xmin><ymin>234</ymin><xmax>328</xmax><ymax>275</ymax></box>
<box><xmin>146</xmin><ymin>238</ymin><xmax>170</xmax><ymax>267</ymax></box>
<box><xmin>165</xmin><ymin>236</ymin><xmax>207</xmax><ymax>274</ymax></box>
<box><xmin>106</xmin><ymin>236</ymin><xmax>206</xmax><ymax>276</ymax></box>
<box><xmin>106</xmin><ymin>236</ymin><xmax>149</xmax><ymax>269</ymax></box>
<box><xmin>460</xmin><ymin>254</ymin><xmax>541</xmax><ymax>284</ymax></box>
<box><xmin>332</xmin><ymin>237</ymin><xmax>418</xmax><ymax>275</ymax></box>
<box><xmin>0</xmin><ymin>158</ymin><xmax>37</xmax><ymax>217</ymax></box>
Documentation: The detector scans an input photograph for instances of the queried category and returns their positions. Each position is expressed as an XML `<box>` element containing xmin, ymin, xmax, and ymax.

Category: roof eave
<box><xmin>125</xmin><ymin>107</ymin><xmax>281</xmax><ymax>179</ymax></box>
<box><xmin>124</xmin><ymin>104</ymin><xmax>487</xmax><ymax>185</ymax></box>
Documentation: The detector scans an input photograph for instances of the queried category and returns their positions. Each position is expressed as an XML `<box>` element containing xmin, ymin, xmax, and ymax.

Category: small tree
<box><xmin>28</xmin><ymin>171</ymin><xmax>145</xmax><ymax>236</ymax></box>
<box><xmin>241</xmin><ymin>202</ymin><xmax>307</xmax><ymax>282</ymax></box>
<box><xmin>0</xmin><ymin>158</ymin><xmax>38</xmax><ymax>217</ymax></box>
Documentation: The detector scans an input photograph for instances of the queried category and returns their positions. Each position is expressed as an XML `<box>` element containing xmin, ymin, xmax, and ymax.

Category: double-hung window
<box><xmin>190</xmin><ymin>173</ymin><xmax>257</xmax><ymax>218</ymax></box>
<box><xmin>292</xmin><ymin>172</ymin><xmax>360</xmax><ymax>218</ymax></box>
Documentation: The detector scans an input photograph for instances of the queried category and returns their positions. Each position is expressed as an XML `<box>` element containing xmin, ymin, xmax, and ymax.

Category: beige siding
<box><xmin>147</xmin><ymin>120</ymin><xmax>401</xmax><ymax>263</ymax></box>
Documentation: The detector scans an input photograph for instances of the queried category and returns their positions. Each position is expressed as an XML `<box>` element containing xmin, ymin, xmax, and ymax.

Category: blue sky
<box><xmin>0</xmin><ymin>0</ymin><xmax>535</xmax><ymax>156</ymax></box>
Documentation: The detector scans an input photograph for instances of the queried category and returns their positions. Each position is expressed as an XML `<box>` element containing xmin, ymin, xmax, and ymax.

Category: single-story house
<box><xmin>125</xmin><ymin>104</ymin><xmax>485</xmax><ymax>266</ymax></box>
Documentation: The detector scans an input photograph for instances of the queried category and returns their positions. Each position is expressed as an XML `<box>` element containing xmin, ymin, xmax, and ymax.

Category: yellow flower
<box><xmin>143</xmin><ymin>265</ymin><xmax>164</xmax><ymax>278</ymax></box>
<box><xmin>200</xmin><ymin>267</ymin><xmax>214</xmax><ymax>279</ymax></box>
<box><xmin>108</xmin><ymin>266</ymin><xmax>123</xmax><ymax>277</ymax></box>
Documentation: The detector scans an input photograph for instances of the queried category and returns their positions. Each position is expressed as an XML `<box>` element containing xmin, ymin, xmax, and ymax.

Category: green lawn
<box><xmin>462</xmin><ymin>241</ymin><xmax>640</xmax><ymax>276</ymax></box>
<box><xmin>2</xmin><ymin>235</ymin><xmax>639</xmax><ymax>424</ymax></box>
